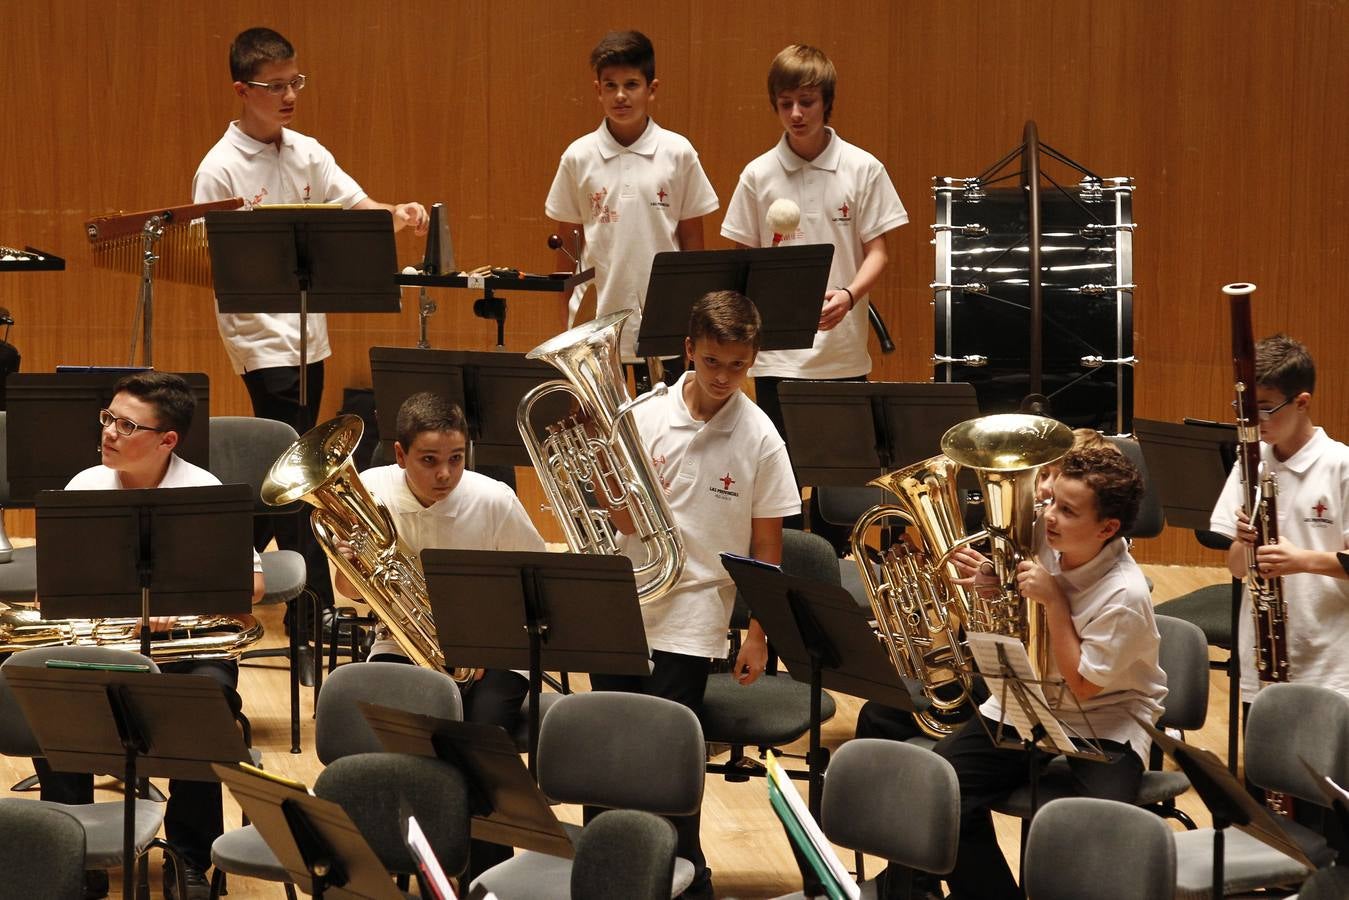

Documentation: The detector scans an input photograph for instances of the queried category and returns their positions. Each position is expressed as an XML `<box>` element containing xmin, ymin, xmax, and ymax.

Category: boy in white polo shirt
<box><xmin>1210</xmin><ymin>334</ymin><xmax>1349</xmax><ymax>705</ymax></box>
<box><xmin>589</xmin><ymin>290</ymin><xmax>801</xmax><ymax>900</ymax></box>
<box><xmin>929</xmin><ymin>448</ymin><xmax>1166</xmax><ymax>900</ymax></box>
<box><xmin>545</xmin><ymin>30</ymin><xmax>719</xmax><ymax>390</ymax></box>
<box><xmin>720</xmin><ymin>44</ymin><xmax>908</xmax><ymax>438</ymax></box>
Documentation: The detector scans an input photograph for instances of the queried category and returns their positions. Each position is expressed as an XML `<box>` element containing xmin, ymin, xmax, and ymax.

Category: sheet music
<box><xmin>766</xmin><ymin>755</ymin><xmax>859</xmax><ymax>900</ymax></box>
<box><xmin>967</xmin><ymin>631</ymin><xmax>1077</xmax><ymax>754</ymax></box>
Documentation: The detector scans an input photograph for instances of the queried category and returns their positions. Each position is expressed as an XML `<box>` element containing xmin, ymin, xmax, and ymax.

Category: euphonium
<box><xmin>517</xmin><ymin>310</ymin><xmax>683</xmax><ymax>604</ymax></box>
<box><xmin>850</xmin><ymin>454</ymin><xmax>978</xmax><ymax>738</ymax></box>
<box><xmin>0</xmin><ymin>604</ymin><xmax>263</xmax><ymax>662</ymax></box>
<box><xmin>261</xmin><ymin>415</ymin><xmax>472</xmax><ymax>682</ymax></box>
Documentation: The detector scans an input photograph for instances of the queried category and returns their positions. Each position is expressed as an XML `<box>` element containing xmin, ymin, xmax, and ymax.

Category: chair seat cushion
<box><xmin>211</xmin><ymin>823</ymin><xmax>290</xmax><ymax>882</ymax></box>
<box><xmin>44</xmin><ymin>799</ymin><xmax>164</xmax><ymax>868</ymax></box>
<box><xmin>0</xmin><ymin>545</ymin><xmax>38</xmax><ymax>603</ymax></box>
<box><xmin>991</xmin><ymin>759</ymin><xmax>1190</xmax><ymax>819</ymax></box>
<box><xmin>260</xmin><ymin>550</ymin><xmax>307</xmax><ymax>604</ymax></box>
<box><xmin>1157</xmin><ymin>584</ymin><xmax>1234</xmax><ymax>650</ymax></box>
<box><xmin>473</xmin><ymin>844</ymin><xmax>695</xmax><ymax>900</ymax></box>
<box><xmin>1174</xmin><ymin>825</ymin><xmax>1313</xmax><ymax>897</ymax></box>
<box><xmin>699</xmin><ymin>673</ymin><xmax>837</xmax><ymax>746</ymax></box>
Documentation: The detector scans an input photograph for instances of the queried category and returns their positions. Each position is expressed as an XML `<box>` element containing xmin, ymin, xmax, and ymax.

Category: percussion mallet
<box><xmin>767</xmin><ymin>198</ymin><xmax>801</xmax><ymax>246</ymax></box>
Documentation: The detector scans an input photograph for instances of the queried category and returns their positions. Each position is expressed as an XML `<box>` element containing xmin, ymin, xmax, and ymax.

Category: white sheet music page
<box><xmin>966</xmin><ymin>631</ymin><xmax>1077</xmax><ymax>754</ymax></box>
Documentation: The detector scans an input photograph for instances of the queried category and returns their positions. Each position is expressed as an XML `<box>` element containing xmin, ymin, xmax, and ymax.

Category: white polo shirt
<box><xmin>618</xmin><ymin>372</ymin><xmax>801</xmax><ymax>658</ymax></box>
<box><xmin>545</xmin><ymin>119</ymin><xmax>720</xmax><ymax>360</ymax></box>
<box><xmin>359</xmin><ymin>466</ymin><xmax>546</xmax><ymax>659</ymax></box>
<box><xmin>979</xmin><ymin>536</ymin><xmax>1167</xmax><ymax>760</ymax></box>
<box><xmin>1209</xmin><ymin>427</ymin><xmax>1349</xmax><ymax>701</ymax></box>
<box><xmin>66</xmin><ymin>453</ymin><xmax>264</xmax><ymax>573</ymax></box>
<box><xmin>193</xmin><ymin>123</ymin><xmax>368</xmax><ymax>374</ymax></box>
<box><xmin>721</xmin><ymin>128</ymin><xmax>908</xmax><ymax>380</ymax></box>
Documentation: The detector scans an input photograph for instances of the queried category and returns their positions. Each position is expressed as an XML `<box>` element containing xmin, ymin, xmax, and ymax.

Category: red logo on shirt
<box><xmin>1306</xmin><ymin>496</ymin><xmax>1334</xmax><ymax>527</ymax></box>
<box><xmin>248</xmin><ymin>187</ymin><xmax>269</xmax><ymax>208</ymax></box>
<box><xmin>720</xmin><ymin>473</ymin><xmax>736</xmax><ymax>490</ymax></box>
<box><xmin>838</xmin><ymin>201</ymin><xmax>850</xmax><ymax>218</ymax></box>
<box><xmin>831</xmin><ymin>199</ymin><xmax>853</xmax><ymax>225</ymax></box>
<box><xmin>657</xmin><ymin>188</ymin><xmax>668</xmax><ymax>202</ymax></box>
<box><xmin>1314</xmin><ymin>500</ymin><xmax>1328</xmax><ymax>517</ymax></box>
<box><xmin>590</xmin><ymin>188</ymin><xmax>618</xmax><ymax>224</ymax></box>
<box><xmin>303</xmin><ymin>183</ymin><xmax>311</xmax><ymax>202</ymax></box>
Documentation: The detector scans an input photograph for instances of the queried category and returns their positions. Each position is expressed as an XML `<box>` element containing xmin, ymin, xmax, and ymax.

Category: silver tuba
<box><xmin>850</xmin><ymin>413</ymin><xmax>1072</xmax><ymax>737</ymax></box>
<box><xmin>262</xmin><ymin>415</ymin><xmax>472</xmax><ymax>682</ymax></box>
<box><xmin>517</xmin><ymin>310</ymin><xmax>683</xmax><ymax>604</ymax></box>
<box><xmin>0</xmin><ymin>604</ymin><xmax>263</xmax><ymax>662</ymax></box>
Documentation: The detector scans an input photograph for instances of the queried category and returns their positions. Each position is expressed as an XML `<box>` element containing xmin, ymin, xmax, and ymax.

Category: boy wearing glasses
<box><xmin>51</xmin><ymin>372</ymin><xmax>264</xmax><ymax>898</ymax></box>
<box><xmin>1210</xmin><ymin>334</ymin><xmax>1349</xmax><ymax>703</ymax></box>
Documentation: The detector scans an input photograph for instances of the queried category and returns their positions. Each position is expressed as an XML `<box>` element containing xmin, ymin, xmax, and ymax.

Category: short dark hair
<box><xmin>688</xmin><ymin>290</ymin><xmax>762</xmax><ymax>350</ymax></box>
<box><xmin>1057</xmin><ymin>447</ymin><xmax>1144</xmax><ymax>534</ymax></box>
<box><xmin>590</xmin><ymin>31</ymin><xmax>656</xmax><ymax>82</ymax></box>
<box><xmin>396</xmin><ymin>392</ymin><xmax>469</xmax><ymax>450</ymax></box>
<box><xmin>230</xmin><ymin>27</ymin><xmax>295</xmax><ymax>82</ymax></box>
<box><xmin>112</xmin><ymin>372</ymin><xmax>195</xmax><ymax>438</ymax></box>
<box><xmin>767</xmin><ymin>44</ymin><xmax>837</xmax><ymax>124</ymax></box>
<box><xmin>1256</xmin><ymin>333</ymin><xmax>1315</xmax><ymax>398</ymax></box>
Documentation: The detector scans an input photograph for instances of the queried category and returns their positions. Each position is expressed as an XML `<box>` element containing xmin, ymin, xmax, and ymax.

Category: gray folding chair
<box><xmin>773</xmin><ymin>738</ymin><xmax>960</xmax><ymax>899</ymax></box>
<box><xmin>1023</xmin><ymin>797</ymin><xmax>1176</xmax><ymax>900</ymax></box>
<box><xmin>702</xmin><ymin>529</ymin><xmax>837</xmax><ymax>783</ymax></box>
<box><xmin>471</xmin><ymin>691</ymin><xmax>706</xmax><ymax>899</ymax></box>
<box><xmin>209</xmin><ymin>415</ymin><xmax>311</xmax><ymax>754</ymax></box>
<box><xmin>0</xmin><ymin>646</ymin><xmax>191</xmax><ymax>899</ymax></box>
<box><xmin>0</xmin><ymin>798</ymin><xmax>88</xmax><ymax>900</ymax></box>
<box><xmin>210</xmin><ymin>661</ymin><xmax>464</xmax><ymax>899</ymax></box>
<box><xmin>570</xmin><ymin>810</ymin><xmax>677</xmax><ymax>900</ymax></box>
<box><xmin>1173</xmin><ymin>683</ymin><xmax>1349</xmax><ymax>898</ymax></box>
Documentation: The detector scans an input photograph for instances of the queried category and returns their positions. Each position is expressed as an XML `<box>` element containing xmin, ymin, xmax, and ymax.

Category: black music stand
<box><xmin>1134</xmin><ymin>416</ymin><xmax>1244</xmax><ymax>773</ymax></box>
<box><xmin>635</xmin><ymin>246</ymin><xmax>835</xmax><ymax>358</ymax></box>
<box><xmin>420</xmin><ymin>549</ymin><xmax>651</xmax><ymax>775</ymax></box>
<box><xmin>1142</xmin><ymin>719</ymin><xmax>1313</xmax><ymax>900</ymax></box>
<box><xmin>360</xmin><ymin>703</ymin><xmax>575</xmax><ymax>859</ymax></box>
<box><xmin>214</xmin><ymin>763</ymin><xmax>407</xmax><ymax>900</ymax></box>
<box><xmin>205</xmin><ymin>209</ymin><xmax>401</xmax><ymax>417</ymax></box>
<box><xmin>7</xmin><ymin>665</ymin><xmax>250</xmax><ymax>900</ymax></box>
<box><xmin>5</xmin><ymin>372</ymin><xmax>210</xmax><ymax>504</ymax></box>
<box><xmin>35</xmin><ymin>484</ymin><xmax>254</xmax><ymax>657</ymax></box>
<box><xmin>396</xmin><ymin>269</ymin><xmax>595</xmax><ymax>348</ymax></box>
<box><xmin>368</xmin><ymin>346</ymin><xmax>562</xmax><ymax>478</ymax></box>
<box><xmin>719</xmin><ymin>553</ymin><xmax>924</xmax><ymax>820</ymax></box>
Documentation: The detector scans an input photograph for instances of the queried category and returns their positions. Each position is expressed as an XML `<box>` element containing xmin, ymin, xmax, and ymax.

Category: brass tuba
<box><xmin>517</xmin><ymin>310</ymin><xmax>683</xmax><ymax>604</ymax></box>
<box><xmin>850</xmin><ymin>413</ymin><xmax>1072</xmax><ymax>737</ymax></box>
<box><xmin>0</xmin><ymin>604</ymin><xmax>263</xmax><ymax>662</ymax></box>
<box><xmin>261</xmin><ymin>415</ymin><xmax>471</xmax><ymax>682</ymax></box>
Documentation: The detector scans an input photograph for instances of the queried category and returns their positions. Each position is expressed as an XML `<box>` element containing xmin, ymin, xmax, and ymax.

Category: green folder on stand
<box><xmin>766</xmin><ymin>754</ymin><xmax>860</xmax><ymax>900</ymax></box>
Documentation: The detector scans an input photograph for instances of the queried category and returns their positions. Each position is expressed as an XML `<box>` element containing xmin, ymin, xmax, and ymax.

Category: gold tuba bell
<box><xmin>262</xmin><ymin>415</ymin><xmax>472</xmax><ymax>682</ymax></box>
<box><xmin>850</xmin><ymin>413</ymin><xmax>1072</xmax><ymax>738</ymax></box>
<box><xmin>517</xmin><ymin>310</ymin><xmax>683</xmax><ymax>604</ymax></box>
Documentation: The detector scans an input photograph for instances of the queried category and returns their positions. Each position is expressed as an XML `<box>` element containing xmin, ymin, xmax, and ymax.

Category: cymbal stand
<box><xmin>127</xmin><ymin>214</ymin><xmax>166</xmax><ymax>367</ymax></box>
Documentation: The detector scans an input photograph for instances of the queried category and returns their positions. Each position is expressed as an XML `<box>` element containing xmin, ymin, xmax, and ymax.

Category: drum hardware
<box><xmin>1073</xmin><ymin>282</ymin><xmax>1137</xmax><ymax>295</ymax></box>
<box><xmin>931</xmin><ymin>281</ymin><xmax>989</xmax><ymax>294</ymax></box>
<box><xmin>931</xmin><ymin>224</ymin><xmax>990</xmax><ymax>238</ymax></box>
<box><xmin>1080</xmin><ymin>355</ymin><xmax>1137</xmax><ymax>369</ymax></box>
<box><xmin>933</xmin><ymin>177</ymin><xmax>987</xmax><ymax>201</ymax></box>
<box><xmin>932</xmin><ymin>354</ymin><xmax>988</xmax><ymax>368</ymax></box>
<box><xmin>1081</xmin><ymin>223</ymin><xmax>1137</xmax><ymax>238</ymax></box>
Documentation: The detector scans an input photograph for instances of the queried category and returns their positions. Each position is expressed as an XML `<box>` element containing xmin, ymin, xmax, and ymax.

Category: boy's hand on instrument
<box><xmin>1255</xmin><ymin>538</ymin><xmax>1305</xmax><ymax>577</ymax></box>
<box><xmin>1234</xmin><ymin>509</ymin><xmax>1258</xmax><ymax>546</ymax></box>
<box><xmin>335</xmin><ymin>539</ymin><xmax>355</xmax><ymax>561</ymax></box>
<box><xmin>949</xmin><ymin>546</ymin><xmax>990</xmax><ymax>580</ymax></box>
<box><xmin>1016</xmin><ymin>559</ymin><xmax>1064</xmax><ymax>608</ymax></box>
<box><xmin>818</xmin><ymin>289</ymin><xmax>851</xmax><ymax>331</ymax></box>
<box><xmin>148</xmin><ymin>616</ymin><xmax>179</xmax><ymax>633</ymax></box>
<box><xmin>733</xmin><ymin>633</ymin><xmax>769</xmax><ymax>685</ymax></box>
<box><xmin>394</xmin><ymin>202</ymin><xmax>430</xmax><ymax>236</ymax></box>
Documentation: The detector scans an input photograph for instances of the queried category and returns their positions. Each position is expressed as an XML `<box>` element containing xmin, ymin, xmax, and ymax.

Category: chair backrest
<box><xmin>1105</xmin><ymin>435</ymin><xmax>1164</xmax><ymax>539</ymax></box>
<box><xmin>537</xmin><ymin>692</ymin><xmax>704</xmax><ymax>815</ymax></box>
<box><xmin>0</xmin><ymin>646</ymin><xmax>159</xmax><ymax>758</ymax></box>
<box><xmin>570</xmin><ymin>809</ymin><xmax>677</xmax><ymax>900</ymax></box>
<box><xmin>814</xmin><ymin>486</ymin><xmax>888</xmax><ymax>529</ymax></box>
<box><xmin>314</xmin><ymin>662</ymin><xmax>463</xmax><ymax>765</ymax></box>
<box><xmin>1298</xmin><ymin>866</ymin><xmax>1349</xmax><ymax>900</ymax></box>
<box><xmin>1246</xmin><ymin>682</ymin><xmax>1349</xmax><ymax>803</ymax></box>
<box><xmin>207</xmin><ymin>415</ymin><xmax>301</xmax><ymax>514</ymax></box>
<box><xmin>1155</xmin><ymin>615</ymin><xmax>1210</xmax><ymax>731</ymax></box>
<box><xmin>780</xmin><ymin>528</ymin><xmax>843</xmax><ymax>585</ymax></box>
<box><xmin>313</xmin><ymin>751</ymin><xmax>471</xmax><ymax>878</ymax></box>
<box><xmin>0</xmin><ymin>798</ymin><xmax>87</xmax><ymax>899</ymax></box>
<box><xmin>821</xmin><ymin>738</ymin><xmax>958</xmax><ymax>874</ymax></box>
<box><xmin>1023</xmin><ymin>797</ymin><xmax>1175</xmax><ymax>900</ymax></box>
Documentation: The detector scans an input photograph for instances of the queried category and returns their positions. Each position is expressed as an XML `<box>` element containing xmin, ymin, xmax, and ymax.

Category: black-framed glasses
<box><xmin>99</xmin><ymin>409</ymin><xmax>168</xmax><ymax>437</ymax></box>
<box><xmin>244</xmin><ymin>74</ymin><xmax>307</xmax><ymax>96</ymax></box>
<box><xmin>1231</xmin><ymin>395</ymin><xmax>1294</xmax><ymax>422</ymax></box>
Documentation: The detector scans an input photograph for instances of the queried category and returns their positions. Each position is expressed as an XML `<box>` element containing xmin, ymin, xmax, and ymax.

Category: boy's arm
<box><xmin>1016</xmin><ymin>559</ymin><xmax>1103</xmax><ymax>701</ymax></box>
<box><xmin>819</xmin><ymin>233</ymin><xmax>889</xmax><ymax>332</ymax></box>
<box><xmin>353</xmin><ymin>197</ymin><xmax>429</xmax><ymax>235</ymax></box>
<box><xmin>733</xmin><ymin>516</ymin><xmax>784</xmax><ymax>685</ymax></box>
<box><xmin>1255</xmin><ymin>539</ymin><xmax>1349</xmax><ymax>579</ymax></box>
<box><xmin>674</xmin><ymin>216</ymin><xmax>705</xmax><ymax>251</ymax></box>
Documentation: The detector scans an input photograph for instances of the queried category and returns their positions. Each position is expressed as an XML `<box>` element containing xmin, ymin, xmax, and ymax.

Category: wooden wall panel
<box><xmin>4</xmin><ymin>0</ymin><xmax>1349</xmax><ymax>563</ymax></box>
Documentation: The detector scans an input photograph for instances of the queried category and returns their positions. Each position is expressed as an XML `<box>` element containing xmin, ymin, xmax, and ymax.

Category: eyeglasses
<box><xmin>99</xmin><ymin>409</ymin><xmax>168</xmax><ymax>437</ymax></box>
<box><xmin>244</xmin><ymin>74</ymin><xmax>307</xmax><ymax>96</ymax></box>
<box><xmin>1231</xmin><ymin>395</ymin><xmax>1294</xmax><ymax>423</ymax></box>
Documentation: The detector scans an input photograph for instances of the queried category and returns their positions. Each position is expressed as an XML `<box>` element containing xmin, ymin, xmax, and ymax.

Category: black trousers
<box><xmin>934</xmin><ymin>715</ymin><xmax>1143</xmax><ymax>900</ymax></box>
<box><xmin>753</xmin><ymin>374</ymin><xmax>864</xmax><ymax>543</ymax></box>
<box><xmin>35</xmin><ymin>659</ymin><xmax>242</xmax><ymax>873</ymax></box>
<box><xmin>241</xmin><ymin>362</ymin><xmax>334</xmax><ymax>618</ymax></box>
<box><xmin>588</xmin><ymin>650</ymin><xmax>713</xmax><ymax>883</ymax></box>
<box><xmin>366</xmin><ymin>656</ymin><xmax>528</xmax><ymax>881</ymax></box>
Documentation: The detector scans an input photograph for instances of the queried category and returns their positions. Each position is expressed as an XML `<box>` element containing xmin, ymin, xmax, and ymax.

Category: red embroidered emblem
<box><xmin>657</xmin><ymin>188</ymin><xmax>668</xmax><ymax>203</ymax></box>
<box><xmin>838</xmin><ymin>201</ymin><xmax>850</xmax><ymax>218</ymax></box>
<box><xmin>1313</xmin><ymin>500</ymin><xmax>1328</xmax><ymax>517</ymax></box>
<box><xmin>720</xmin><ymin>473</ymin><xmax>735</xmax><ymax>490</ymax></box>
